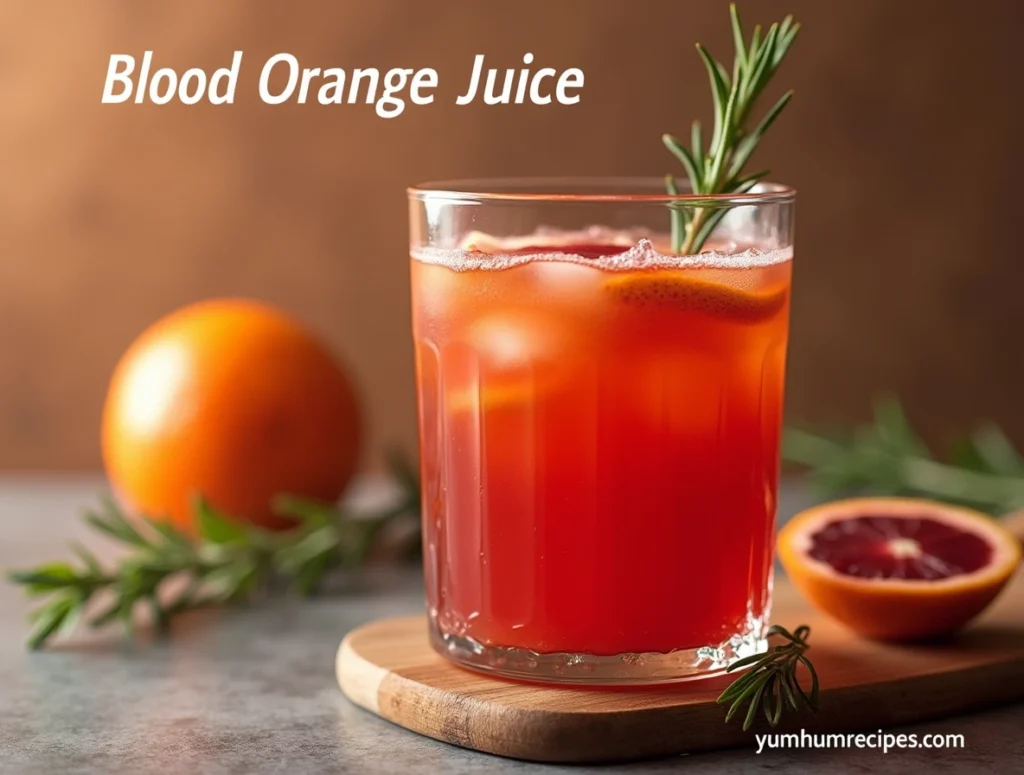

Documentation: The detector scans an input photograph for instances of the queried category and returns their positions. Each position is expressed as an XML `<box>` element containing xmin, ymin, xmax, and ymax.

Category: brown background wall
<box><xmin>1</xmin><ymin>0</ymin><xmax>1022</xmax><ymax>471</ymax></box>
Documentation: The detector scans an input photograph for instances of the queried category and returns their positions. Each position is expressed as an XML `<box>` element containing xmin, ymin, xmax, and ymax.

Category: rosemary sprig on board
<box><xmin>7</xmin><ymin>453</ymin><xmax>420</xmax><ymax>650</ymax></box>
<box><xmin>718</xmin><ymin>624</ymin><xmax>820</xmax><ymax>730</ymax></box>
<box><xmin>664</xmin><ymin>4</ymin><xmax>800</xmax><ymax>254</ymax></box>
<box><xmin>784</xmin><ymin>397</ymin><xmax>1024</xmax><ymax>513</ymax></box>
<box><xmin>746</xmin><ymin>398</ymin><xmax>1024</xmax><ymax>728</ymax></box>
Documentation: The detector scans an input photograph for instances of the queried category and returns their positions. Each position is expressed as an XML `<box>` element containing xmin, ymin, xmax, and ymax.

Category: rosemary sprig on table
<box><xmin>784</xmin><ymin>397</ymin><xmax>1024</xmax><ymax>513</ymax></box>
<box><xmin>664</xmin><ymin>4</ymin><xmax>800</xmax><ymax>254</ymax></box>
<box><xmin>718</xmin><ymin>625</ymin><xmax>819</xmax><ymax>730</ymax></box>
<box><xmin>7</xmin><ymin>453</ymin><xmax>420</xmax><ymax>650</ymax></box>
<box><xmin>719</xmin><ymin>398</ymin><xmax>1024</xmax><ymax>729</ymax></box>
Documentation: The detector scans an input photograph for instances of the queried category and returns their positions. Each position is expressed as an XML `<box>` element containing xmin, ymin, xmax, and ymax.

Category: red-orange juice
<box><xmin>411</xmin><ymin>231</ymin><xmax>791</xmax><ymax>682</ymax></box>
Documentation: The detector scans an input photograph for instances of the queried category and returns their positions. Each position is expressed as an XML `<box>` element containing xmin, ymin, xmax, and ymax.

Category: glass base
<box><xmin>428</xmin><ymin>614</ymin><xmax>768</xmax><ymax>686</ymax></box>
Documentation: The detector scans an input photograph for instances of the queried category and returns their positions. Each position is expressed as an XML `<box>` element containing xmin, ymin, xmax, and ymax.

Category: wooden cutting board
<box><xmin>336</xmin><ymin>574</ymin><xmax>1024</xmax><ymax>763</ymax></box>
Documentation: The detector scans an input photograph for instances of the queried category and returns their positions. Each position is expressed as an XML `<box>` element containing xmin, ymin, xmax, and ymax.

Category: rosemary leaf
<box><xmin>744</xmin><ymin>681</ymin><xmax>768</xmax><ymax>730</ymax></box>
<box><xmin>751</xmin><ymin>24</ymin><xmax>762</xmax><ymax>57</ymax></box>
<box><xmin>776</xmin><ymin>18</ymin><xmax>801</xmax><ymax>64</ymax></box>
<box><xmin>195</xmin><ymin>497</ymin><xmax>250</xmax><ymax>544</ymax></box>
<box><xmin>662</xmin><ymin>134</ymin><xmax>703</xmax><ymax>187</ymax></box>
<box><xmin>730</xmin><ymin>4</ymin><xmax>747</xmax><ymax>71</ymax></box>
<box><xmin>85</xmin><ymin>509</ymin><xmax>146</xmax><ymax>548</ymax></box>
<box><xmin>690</xmin><ymin>121</ymin><xmax>704</xmax><ymax>170</ymax></box>
<box><xmin>6</xmin><ymin>452</ymin><xmax>422</xmax><ymax>649</ymax></box>
<box><xmin>717</xmin><ymin>666</ymin><xmax>765</xmax><ymax>704</ymax></box>
<box><xmin>784</xmin><ymin>396</ymin><xmax>1024</xmax><ymax>512</ymax></box>
<box><xmin>717</xmin><ymin>624</ymin><xmax>819</xmax><ymax>730</ymax></box>
<box><xmin>70</xmin><ymin>542</ymin><xmax>104</xmax><ymax>577</ymax></box>
<box><xmin>665</xmin><ymin>175</ymin><xmax>685</xmax><ymax>252</ymax></box>
<box><xmin>696</xmin><ymin>44</ymin><xmax>729</xmax><ymax>155</ymax></box>
<box><xmin>745</xmin><ymin>25</ymin><xmax>780</xmax><ymax>103</ymax></box>
<box><xmin>799</xmin><ymin>655</ymin><xmax>821</xmax><ymax>710</ymax></box>
<box><xmin>763</xmin><ymin>675</ymin><xmax>783</xmax><ymax>726</ymax></box>
<box><xmin>726</xmin><ymin>648</ymin><xmax>774</xmax><ymax>673</ymax></box>
<box><xmin>664</xmin><ymin>3</ymin><xmax>799</xmax><ymax>254</ymax></box>
<box><xmin>27</xmin><ymin>596</ymin><xmax>77</xmax><ymax>650</ymax></box>
<box><xmin>727</xmin><ymin>91</ymin><xmax>793</xmax><ymax>179</ymax></box>
<box><xmin>779</xmin><ymin>672</ymin><xmax>800</xmax><ymax>711</ymax></box>
<box><xmin>724</xmin><ymin>673</ymin><xmax>766</xmax><ymax>722</ymax></box>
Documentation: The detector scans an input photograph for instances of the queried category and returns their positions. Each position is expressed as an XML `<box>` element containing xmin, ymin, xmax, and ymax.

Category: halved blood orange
<box><xmin>604</xmin><ymin>272</ymin><xmax>788</xmax><ymax>322</ymax></box>
<box><xmin>777</xmin><ymin>497</ymin><xmax>1022</xmax><ymax>641</ymax></box>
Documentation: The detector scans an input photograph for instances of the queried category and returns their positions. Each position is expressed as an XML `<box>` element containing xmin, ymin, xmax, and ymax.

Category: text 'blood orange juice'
<box><xmin>409</xmin><ymin>180</ymin><xmax>795</xmax><ymax>684</ymax></box>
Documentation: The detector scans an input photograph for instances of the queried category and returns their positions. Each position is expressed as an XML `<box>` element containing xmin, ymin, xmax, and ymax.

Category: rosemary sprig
<box><xmin>664</xmin><ymin>4</ymin><xmax>800</xmax><ymax>254</ymax></box>
<box><xmin>756</xmin><ymin>398</ymin><xmax>1024</xmax><ymax>729</ymax></box>
<box><xmin>7</xmin><ymin>454</ymin><xmax>421</xmax><ymax>650</ymax></box>
<box><xmin>718</xmin><ymin>624</ymin><xmax>820</xmax><ymax>730</ymax></box>
<box><xmin>784</xmin><ymin>397</ymin><xmax>1024</xmax><ymax>513</ymax></box>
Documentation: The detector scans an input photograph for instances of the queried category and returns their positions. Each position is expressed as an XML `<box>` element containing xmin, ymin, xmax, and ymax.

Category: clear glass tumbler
<box><xmin>408</xmin><ymin>178</ymin><xmax>795</xmax><ymax>684</ymax></box>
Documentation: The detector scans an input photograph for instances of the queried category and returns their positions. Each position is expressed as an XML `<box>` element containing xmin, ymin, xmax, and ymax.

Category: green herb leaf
<box><xmin>85</xmin><ymin>500</ymin><xmax>150</xmax><ymax>548</ymax></box>
<box><xmin>662</xmin><ymin>134</ymin><xmax>703</xmax><ymax>190</ymax></box>
<box><xmin>690</xmin><ymin>121</ymin><xmax>704</xmax><ymax>169</ymax></box>
<box><xmin>144</xmin><ymin>518</ymin><xmax>194</xmax><ymax>552</ymax></box>
<box><xmin>273</xmin><ymin>526</ymin><xmax>340</xmax><ymax>576</ymax></box>
<box><xmin>727</xmin><ymin>91</ymin><xmax>793</xmax><ymax>180</ymax></box>
<box><xmin>718</xmin><ymin>624</ymin><xmax>819</xmax><ymax>730</ymax></box>
<box><xmin>664</xmin><ymin>4</ymin><xmax>799</xmax><ymax>254</ymax></box>
<box><xmin>729</xmin><ymin>4</ymin><xmax>747</xmax><ymax>71</ymax></box>
<box><xmin>696</xmin><ymin>43</ymin><xmax>729</xmax><ymax>156</ymax></box>
<box><xmin>27</xmin><ymin>595</ymin><xmax>78</xmax><ymax>650</ymax></box>
<box><xmin>745</xmin><ymin>24</ymin><xmax>780</xmax><ymax>103</ymax></box>
<box><xmin>272</xmin><ymin>494</ymin><xmax>337</xmax><ymax>528</ymax></box>
<box><xmin>70</xmin><ymin>542</ymin><xmax>105</xmax><ymax>576</ymax></box>
<box><xmin>784</xmin><ymin>397</ymin><xmax>1024</xmax><ymax>512</ymax></box>
<box><xmin>7</xmin><ymin>450</ymin><xmax>422</xmax><ymax>649</ymax></box>
<box><xmin>195</xmin><ymin>497</ymin><xmax>250</xmax><ymax>544</ymax></box>
<box><xmin>665</xmin><ymin>175</ymin><xmax>686</xmax><ymax>254</ymax></box>
<box><xmin>969</xmin><ymin>423</ymin><xmax>1024</xmax><ymax>476</ymax></box>
<box><xmin>9</xmin><ymin>563</ymin><xmax>78</xmax><ymax>593</ymax></box>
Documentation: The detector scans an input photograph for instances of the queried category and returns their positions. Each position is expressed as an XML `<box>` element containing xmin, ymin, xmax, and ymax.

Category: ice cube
<box><xmin>469</xmin><ymin>311</ymin><xmax>569</xmax><ymax>368</ymax></box>
<box><xmin>526</xmin><ymin>259</ymin><xmax>604</xmax><ymax>304</ymax></box>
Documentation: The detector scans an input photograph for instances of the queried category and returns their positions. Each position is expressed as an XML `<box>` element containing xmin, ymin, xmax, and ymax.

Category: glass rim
<box><xmin>408</xmin><ymin>176</ymin><xmax>796</xmax><ymax>205</ymax></box>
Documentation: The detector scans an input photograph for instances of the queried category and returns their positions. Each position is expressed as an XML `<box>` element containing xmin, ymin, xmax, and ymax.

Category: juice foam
<box><xmin>412</xmin><ymin>227</ymin><xmax>794</xmax><ymax>272</ymax></box>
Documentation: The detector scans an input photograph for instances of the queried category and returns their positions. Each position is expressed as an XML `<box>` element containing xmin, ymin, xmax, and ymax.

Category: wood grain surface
<box><xmin>337</xmin><ymin>576</ymin><xmax>1024</xmax><ymax>763</ymax></box>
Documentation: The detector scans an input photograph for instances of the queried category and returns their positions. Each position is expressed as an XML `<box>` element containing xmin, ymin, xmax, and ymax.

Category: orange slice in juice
<box><xmin>604</xmin><ymin>272</ymin><xmax>787</xmax><ymax>322</ymax></box>
<box><xmin>447</xmin><ymin>380</ymin><xmax>541</xmax><ymax>415</ymax></box>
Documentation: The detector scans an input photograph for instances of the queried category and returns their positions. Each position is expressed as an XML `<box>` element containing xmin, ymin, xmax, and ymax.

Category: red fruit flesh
<box><xmin>808</xmin><ymin>515</ymin><xmax>994</xmax><ymax>581</ymax></box>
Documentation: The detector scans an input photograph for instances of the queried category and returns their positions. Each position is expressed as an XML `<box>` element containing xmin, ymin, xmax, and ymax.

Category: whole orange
<box><xmin>102</xmin><ymin>299</ymin><xmax>361</xmax><ymax>533</ymax></box>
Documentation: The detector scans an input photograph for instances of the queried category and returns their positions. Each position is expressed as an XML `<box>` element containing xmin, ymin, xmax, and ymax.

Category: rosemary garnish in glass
<box><xmin>664</xmin><ymin>4</ymin><xmax>800</xmax><ymax>254</ymax></box>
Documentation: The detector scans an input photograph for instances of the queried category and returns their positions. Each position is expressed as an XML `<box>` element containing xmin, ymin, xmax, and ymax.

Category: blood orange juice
<box><xmin>409</xmin><ymin>180</ymin><xmax>795</xmax><ymax>684</ymax></box>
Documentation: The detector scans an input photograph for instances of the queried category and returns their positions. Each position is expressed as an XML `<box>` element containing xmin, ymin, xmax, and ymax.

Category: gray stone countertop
<box><xmin>0</xmin><ymin>476</ymin><xmax>1020</xmax><ymax>774</ymax></box>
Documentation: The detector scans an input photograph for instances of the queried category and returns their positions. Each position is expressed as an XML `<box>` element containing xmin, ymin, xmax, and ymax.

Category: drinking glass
<box><xmin>408</xmin><ymin>178</ymin><xmax>795</xmax><ymax>684</ymax></box>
